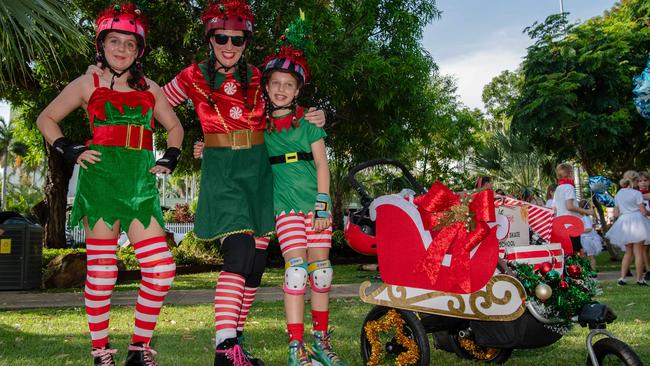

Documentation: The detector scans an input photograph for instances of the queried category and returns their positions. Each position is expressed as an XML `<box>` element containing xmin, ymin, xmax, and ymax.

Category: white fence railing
<box><xmin>67</xmin><ymin>222</ymin><xmax>195</xmax><ymax>245</ymax></box>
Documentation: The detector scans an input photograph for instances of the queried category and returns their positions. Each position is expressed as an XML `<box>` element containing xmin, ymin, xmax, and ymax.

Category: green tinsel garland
<box><xmin>511</xmin><ymin>255</ymin><xmax>601</xmax><ymax>325</ymax></box>
<box><xmin>276</xmin><ymin>10</ymin><xmax>312</xmax><ymax>55</ymax></box>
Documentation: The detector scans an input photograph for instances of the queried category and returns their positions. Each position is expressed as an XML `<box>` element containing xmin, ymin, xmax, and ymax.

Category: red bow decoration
<box><xmin>413</xmin><ymin>182</ymin><xmax>496</xmax><ymax>293</ymax></box>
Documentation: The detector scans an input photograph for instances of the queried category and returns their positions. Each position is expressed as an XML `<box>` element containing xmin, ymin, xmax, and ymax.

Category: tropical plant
<box><xmin>473</xmin><ymin>130</ymin><xmax>557</xmax><ymax>202</ymax></box>
<box><xmin>0</xmin><ymin>117</ymin><xmax>29</xmax><ymax>210</ymax></box>
<box><xmin>0</xmin><ymin>0</ymin><xmax>89</xmax><ymax>91</ymax></box>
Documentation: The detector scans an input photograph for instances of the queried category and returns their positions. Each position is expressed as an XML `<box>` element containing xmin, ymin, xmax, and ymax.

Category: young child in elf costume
<box><xmin>160</xmin><ymin>1</ymin><xmax>325</xmax><ymax>365</ymax></box>
<box><xmin>37</xmin><ymin>3</ymin><xmax>183</xmax><ymax>366</ymax></box>
<box><xmin>262</xmin><ymin>15</ymin><xmax>346</xmax><ymax>366</ymax></box>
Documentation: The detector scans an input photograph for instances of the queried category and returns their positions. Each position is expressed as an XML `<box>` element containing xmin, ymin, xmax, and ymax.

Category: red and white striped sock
<box><xmin>85</xmin><ymin>238</ymin><xmax>119</xmax><ymax>348</ymax></box>
<box><xmin>131</xmin><ymin>236</ymin><xmax>176</xmax><ymax>345</ymax></box>
<box><xmin>254</xmin><ymin>236</ymin><xmax>270</xmax><ymax>251</ymax></box>
<box><xmin>215</xmin><ymin>271</ymin><xmax>245</xmax><ymax>346</ymax></box>
<box><xmin>236</xmin><ymin>237</ymin><xmax>269</xmax><ymax>334</ymax></box>
<box><xmin>237</xmin><ymin>286</ymin><xmax>257</xmax><ymax>333</ymax></box>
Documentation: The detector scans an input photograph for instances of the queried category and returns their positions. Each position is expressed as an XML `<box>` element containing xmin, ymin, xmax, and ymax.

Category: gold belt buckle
<box><xmin>285</xmin><ymin>152</ymin><xmax>298</xmax><ymax>163</ymax></box>
<box><xmin>229</xmin><ymin>130</ymin><xmax>252</xmax><ymax>150</ymax></box>
<box><xmin>125</xmin><ymin>124</ymin><xmax>144</xmax><ymax>150</ymax></box>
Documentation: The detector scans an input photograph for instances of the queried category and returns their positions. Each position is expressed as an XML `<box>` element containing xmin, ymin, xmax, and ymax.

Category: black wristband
<box><xmin>52</xmin><ymin>137</ymin><xmax>87</xmax><ymax>164</ymax></box>
<box><xmin>155</xmin><ymin>147</ymin><xmax>181</xmax><ymax>173</ymax></box>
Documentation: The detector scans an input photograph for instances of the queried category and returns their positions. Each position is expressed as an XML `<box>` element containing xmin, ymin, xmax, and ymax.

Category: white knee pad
<box><xmin>309</xmin><ymin>260</ymin><xmax>333</xmax><ymax>293</ymax></box>
<box><xmin>284</xmin><ymin>257</ymin><xmax>308</xmax><ymax>295</ymax></box>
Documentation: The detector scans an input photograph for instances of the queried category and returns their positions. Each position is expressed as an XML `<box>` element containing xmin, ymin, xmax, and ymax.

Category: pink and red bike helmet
<box><xmin>95</xmin><ymin>2</ymin><xmax>148</xmax><ymax>58</ymax></box>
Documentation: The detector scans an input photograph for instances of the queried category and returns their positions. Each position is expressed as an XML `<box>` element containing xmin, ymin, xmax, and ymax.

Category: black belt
<box><xmin>269</xmin><ymin>151</ymin><xmax>314</xmax><ymax>165</ymax></box>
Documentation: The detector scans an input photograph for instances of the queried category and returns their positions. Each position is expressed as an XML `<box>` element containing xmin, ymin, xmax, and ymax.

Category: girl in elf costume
<box><xmin>261</xmin><ymin>16</ymin><xmax>345</xmax><ymax>366</ymax></box>
<box><xmin>160</xmin><ymin>1</ymin><xmax>325</xmax><ymax>365</ymax></box>
<box><xmin>36</xmin><ymin>3</ymin><xmax>183</xmax><ymax>366</ymax></box>
<box><xmin>196</xmin><ymin>13</ymin><xmax>345</xmax><ymax>366</ymax></box>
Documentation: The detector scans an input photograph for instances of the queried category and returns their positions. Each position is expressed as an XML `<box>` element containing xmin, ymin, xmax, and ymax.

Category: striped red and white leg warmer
<box><xmin>215</xmin><ymin>271</ymin><xmax>246</xmax><ymax>346</ymax></box>
<box><xmin>131</xmin><ymin>236</ymin><xmax>176</xmax><ymax>345</ymax></box>
<box><xmin>305</xmin><ymin>212</ymin><xmax>333</xmax><ymax>249</ymax></box>
<box><xmin>236</xmin><ymin>237</ymin><xmax>270</xmax><ymax>334</ymax></box>
<box><xmin>85</xmin><ymin>238</ymin><xmax>119</xmax><ymax>348</ymax></box>
<box><xmin>277</xmin><ymin>213</ymin><xmax>307</xmax><ymax>255</ymax></box>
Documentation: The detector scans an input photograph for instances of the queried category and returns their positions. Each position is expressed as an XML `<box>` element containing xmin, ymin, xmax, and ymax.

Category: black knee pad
<box><xmin>221</xmin><ymin>233</ymin><xmax>256</xmax><ymax>277</ymax></box>
<box><xmin>245</xmin><ymin>249</ymin><xmax>268</xmax><ymax>287</ymax></box>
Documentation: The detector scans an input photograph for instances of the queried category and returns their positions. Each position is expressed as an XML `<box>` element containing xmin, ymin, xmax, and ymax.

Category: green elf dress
<box><xmin>69</xmin><ymin>73</ymin><xmax>164</xmax><ymax>231</ymax></box>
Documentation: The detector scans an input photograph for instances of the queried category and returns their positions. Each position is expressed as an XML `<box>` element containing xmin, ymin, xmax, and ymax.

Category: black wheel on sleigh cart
<box><xmin>586</xmin><ymin>338</ymin><xmax>643</xmax><ymax>366</ymax></box>
<box><xmin>360</xmin><ymin>306</ymin><xmax>430</xmax><ymax>366</ymax></box>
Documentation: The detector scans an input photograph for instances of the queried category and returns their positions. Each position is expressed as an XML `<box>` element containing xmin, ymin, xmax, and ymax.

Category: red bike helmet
<box><xmin>96</xmin><ymin>2</ymin><xmax>148</xmax><ymax>58</ymax></box>
<box><xmin>261</xmin><ymin>11</ymin><xmax>311</xmax><ymax>85</ymax></box>
<box><xmin>201</xmin><ymin>0</ymin><xmax>255</xmax><ymax>35</ymax></box>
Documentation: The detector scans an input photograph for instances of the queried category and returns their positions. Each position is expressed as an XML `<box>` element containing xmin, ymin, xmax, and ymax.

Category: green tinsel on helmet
<box><xmin>276</xmin><ymin>9</ymin><xmax>312</xmax><ymax>55</ymax></box>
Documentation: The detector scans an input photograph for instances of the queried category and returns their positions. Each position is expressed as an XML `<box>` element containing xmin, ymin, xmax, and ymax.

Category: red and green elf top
<box><xmin>162</xmin><ymin>62</ymin><xmax>265</xmax><ymax>133</ymax></box>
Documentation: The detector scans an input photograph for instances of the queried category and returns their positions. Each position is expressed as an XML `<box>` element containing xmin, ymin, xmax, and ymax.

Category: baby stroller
<box><xmin>344</xmin><ymin>159</ymin><xmax>643</xmax><ymax>366</ymax></box>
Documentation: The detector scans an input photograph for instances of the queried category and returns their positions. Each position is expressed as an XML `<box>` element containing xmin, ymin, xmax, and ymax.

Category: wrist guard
<box><xmin>155</xmin><ymin>147</ymin><xmax>181</xmax><ymax>173</ymax></box>
<box><xmin>52</xmin><ymin>137</ymin><xmax>87</xmax><ymax>164</ymax></box>
<box><xmin>314</xmin><ymin>192</ymin><xmax>331</xmax><ymax>219</ymax></box>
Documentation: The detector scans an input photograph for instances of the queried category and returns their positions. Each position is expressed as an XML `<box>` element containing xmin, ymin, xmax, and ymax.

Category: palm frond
<box><xmin>0</xmin><ymin>0</ymin><xmax>89</xmax><ymax>87</ymax></box>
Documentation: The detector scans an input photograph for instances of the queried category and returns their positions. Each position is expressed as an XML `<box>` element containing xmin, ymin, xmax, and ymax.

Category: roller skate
<box><xmin>309</xmin><ymin>330</ymin><xmax>346</xmax><ymax>366</ymax></box>
<box><xmin>214</xmin><ymin>337</ymin><xmax>252</xmax><ymax>366</ymax></box>
<box><xmin>91</xmin><ymin>345</ymin><xmax>117</xmax><ymax>366</ymax></box>
<box><xmin>288</xmin><ymin>340</ymin><xmax>312</xmax><ymax>366</ymax></box>
<box><xmin>125</xmin><ymin>342</ymin><xmax>159</xmax><ymax>366</ymax></box>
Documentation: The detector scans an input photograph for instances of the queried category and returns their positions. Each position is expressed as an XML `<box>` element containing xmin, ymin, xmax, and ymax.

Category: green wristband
<box><xmin>314</xmin><ymin>193</ymin><xmax>331</xmax><ymax>218</ymax></box>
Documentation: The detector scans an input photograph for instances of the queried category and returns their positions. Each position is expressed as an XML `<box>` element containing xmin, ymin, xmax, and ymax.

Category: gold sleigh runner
<box><xmin>359</xmin><ymin>274</ymin><xmax>526</xmax><ymax>321</ymax></box>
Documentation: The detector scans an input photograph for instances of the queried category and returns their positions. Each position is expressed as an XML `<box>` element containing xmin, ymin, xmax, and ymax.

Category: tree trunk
<box><xmin>43</xmin><ymin>144</ymin><xmax>73</xmax><ymax>249</ymax></box>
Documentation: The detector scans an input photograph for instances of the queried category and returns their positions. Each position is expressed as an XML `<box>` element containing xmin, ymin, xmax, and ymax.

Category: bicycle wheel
<box><xmin>360</xmin><ymin>306</ymin><xmax>430</xmax><ymax>366</ymax></box>
<box><xmin>586</xmin><ymin>338</ymin><xmax>643</xmax><ymax>366</ymax></box>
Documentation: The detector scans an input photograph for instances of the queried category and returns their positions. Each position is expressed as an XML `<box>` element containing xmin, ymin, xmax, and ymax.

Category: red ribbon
<box><xmin>413</xmin><ymin>182</ymin><xmax>495</xmax><ymax>292</ymax></box>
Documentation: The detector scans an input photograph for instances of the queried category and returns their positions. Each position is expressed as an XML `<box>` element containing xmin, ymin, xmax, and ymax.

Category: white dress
<box><xmin>580</xmin><ymin>216</ymin><xmax>603</xmax><ymax>256</ymax></box>
<box><xmin>605</xmin><ymin>188</ymin><xmax>650</xmax><ymax>248</ymax></box>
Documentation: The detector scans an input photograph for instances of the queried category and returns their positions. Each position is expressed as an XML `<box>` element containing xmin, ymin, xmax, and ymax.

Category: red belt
<box><xmin>90</xmin><ymin>124</ymin><xmax>153</xmax><ymax>150</ymax></box>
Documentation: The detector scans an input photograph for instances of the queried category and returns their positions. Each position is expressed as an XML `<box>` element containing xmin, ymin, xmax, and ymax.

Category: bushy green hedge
<box><xmin>42</xmin><ymin>229</ymin><xmax>354</xmax><ymax>270</ymax></box>
<box><xmin>42</xmin><ymin>248</ymin><xmax>86</xmax><ymax>269</ymax></box>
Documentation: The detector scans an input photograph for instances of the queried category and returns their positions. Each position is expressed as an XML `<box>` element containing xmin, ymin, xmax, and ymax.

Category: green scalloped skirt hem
<box><xmin>68</xmin><ymin>145</ymin><xmax>164</xmax><ymax>232</ymax></box>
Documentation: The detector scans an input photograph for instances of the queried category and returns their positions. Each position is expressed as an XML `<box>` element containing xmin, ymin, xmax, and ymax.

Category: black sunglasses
<box><xmin>212</xmin><ymin>34</ymin><xmax>246</xmax><ymax>47</ymax></box>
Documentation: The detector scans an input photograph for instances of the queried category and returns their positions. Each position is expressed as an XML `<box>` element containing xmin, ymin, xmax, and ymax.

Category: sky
<box><xmin>0</xmin><ymin>0</ymin><xmax>620</xmax><ymax>119</ymax></box>
<box><xmin>422</xmin><ymin>0</ymin><xmax>618</xmax><ymax>110</ymax></box>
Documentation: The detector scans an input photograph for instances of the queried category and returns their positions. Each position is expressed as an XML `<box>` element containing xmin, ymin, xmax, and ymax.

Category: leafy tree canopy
<box><xmin>512</xmin><ymin>1</ymin><xmax>650</xmax><ymax>177</ymax></box>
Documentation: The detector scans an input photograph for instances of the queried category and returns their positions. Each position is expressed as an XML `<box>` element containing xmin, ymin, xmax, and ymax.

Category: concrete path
<box><xmin>0</xmin><ymin>272</ymin><xmax>621</xmax><ymax>310</ymax></box>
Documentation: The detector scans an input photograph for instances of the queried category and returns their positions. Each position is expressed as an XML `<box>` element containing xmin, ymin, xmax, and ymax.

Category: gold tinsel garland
<box><xmin>458</xmin><ymin>337</ymin><xmax>499</xmax><ymax>360</ymax></box>
<box><xmin>363</xmin><ymin>309</ymin><xmax>420</xmax><ymax>366</ymax></box>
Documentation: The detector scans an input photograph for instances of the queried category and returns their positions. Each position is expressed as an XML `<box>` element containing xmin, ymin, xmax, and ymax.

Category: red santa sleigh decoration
<box><xmin>370</xmin><ymin>183</ymin><xmax>499</xmax><ymax>294</ymax></box>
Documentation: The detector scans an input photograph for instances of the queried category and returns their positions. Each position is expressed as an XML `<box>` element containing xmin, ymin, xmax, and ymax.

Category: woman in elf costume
<box><xmin>37</xmin><ymin>3</ymin><xmax>183</xmax><ymax>366</ymax></box>
<box><xmin>160</xmin><ymin>1</ymin><xmax>325</xmax><ymax>365</ymax></box>
<box><xmin>195</xmin><ymin>13</ymin><xmax>345</xmax><ymax>366</ymax></box>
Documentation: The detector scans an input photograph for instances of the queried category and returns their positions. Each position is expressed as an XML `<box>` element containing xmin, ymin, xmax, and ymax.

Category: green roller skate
<box><xmin>288</xmin><ymin>340</ymin><xmax>312</xmax><ymax>366</ymax></box>
<box><xmin>309</xmin><ymin>330</ymin><xmax>347</xmax><ymax>366</ymax></box>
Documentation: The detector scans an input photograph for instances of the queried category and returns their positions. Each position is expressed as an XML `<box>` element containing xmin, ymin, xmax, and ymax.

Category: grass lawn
<box><xmin>1</xmin><ymin>281</ymin><xmax>648</xmax><ymax>366</ymax></box>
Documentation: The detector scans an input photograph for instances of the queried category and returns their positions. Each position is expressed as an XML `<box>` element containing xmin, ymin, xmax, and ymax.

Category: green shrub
<box><xmin>117</xmin><ymin>245</ymin><xmax>139</xmax><ymax>270</ymax></box>
<box><xmin>42</xmin><ymin>248</ymin><xmax>86</xmax><ymax>269</ymax></box>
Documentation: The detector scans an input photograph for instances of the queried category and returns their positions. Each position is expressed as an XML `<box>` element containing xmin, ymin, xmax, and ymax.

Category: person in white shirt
<box><xmin>605</xmin><ymin>170</ymin><xmax>650</xmax><ymax>286</ymax></box>
<box><xmin>552</xmin><ymin>163</ymin><xmax>592</xmax><ymax>252</ymax></box>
